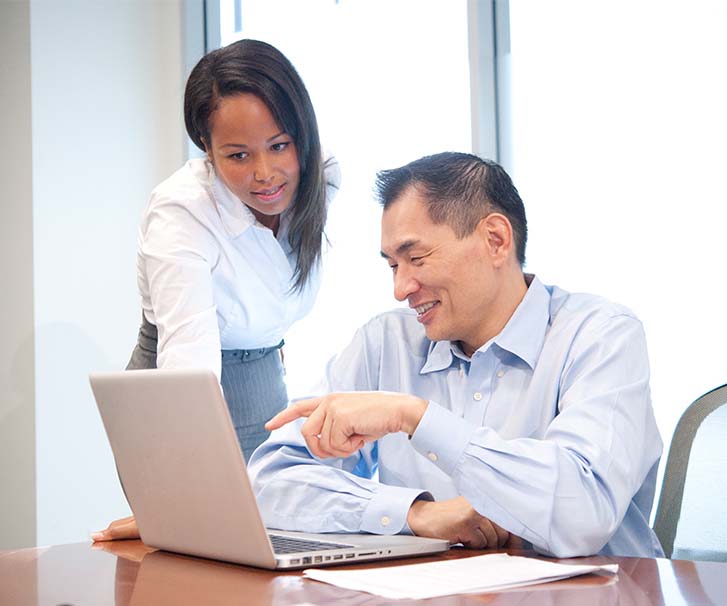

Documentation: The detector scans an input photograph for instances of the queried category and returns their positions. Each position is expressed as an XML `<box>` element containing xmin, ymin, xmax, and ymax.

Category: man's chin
<box><xmin>422</xmin><ymin>324</ymin><xmax>447</xmax><ymax>343</ymax></box>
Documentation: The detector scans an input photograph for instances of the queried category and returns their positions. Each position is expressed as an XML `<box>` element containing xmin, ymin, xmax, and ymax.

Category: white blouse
<box><xmin>136</xmin><ymin>156</ymin><xmax>340</xmax><ymax>379</ymax></box>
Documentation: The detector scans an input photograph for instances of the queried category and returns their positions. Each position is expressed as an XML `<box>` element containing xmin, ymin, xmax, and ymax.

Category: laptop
<box><xmin>89</xmin><ymin>368</ymin><xmax>449</xmax><ymax>569</ymax></box>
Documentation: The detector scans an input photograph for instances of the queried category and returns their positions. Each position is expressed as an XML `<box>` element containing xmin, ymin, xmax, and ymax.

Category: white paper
<box><xmin>303</xmin><ymin>553</ymin><xmax>618</xmax><ymax>600</ymax></box>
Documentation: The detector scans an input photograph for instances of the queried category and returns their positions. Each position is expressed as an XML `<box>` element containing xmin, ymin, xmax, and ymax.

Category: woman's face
<box><xmin>205</xmin><ymin>93</ymin><xmax>300</xmax><ymax>231</ymax></box>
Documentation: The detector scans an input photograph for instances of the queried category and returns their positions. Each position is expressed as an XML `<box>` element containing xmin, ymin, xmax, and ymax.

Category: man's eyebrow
<box><xmin>380</xmin><ymin>239</ymin><xmax>420</xmax><ymax>259</ymax></box>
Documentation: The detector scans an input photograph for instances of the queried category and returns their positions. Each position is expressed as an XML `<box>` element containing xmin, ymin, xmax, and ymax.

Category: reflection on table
<box><xmin>1</xmin><ymin>540</ymin><xmax>725</xmax><ymax>605</ymax></box>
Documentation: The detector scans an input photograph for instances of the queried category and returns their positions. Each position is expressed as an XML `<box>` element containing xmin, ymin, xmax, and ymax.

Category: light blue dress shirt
<box><xmin>248</xmin><ymin>276</ymin><xmax>664</xmax><ymax>558</ymax></box>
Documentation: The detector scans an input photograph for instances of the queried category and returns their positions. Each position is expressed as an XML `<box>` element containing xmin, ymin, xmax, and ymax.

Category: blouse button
<box><xmin>427</xmin><ymin>452</ymin><xmax>438</xmax><ymax>462</ymax></box>
<box><xmin>381</xmin><ymin>516</ymin><xmax>391</xmax><ymax>527</ymax></box>
<box><xmin>473</xmin><ymin>392</ymin><xmax>483</xmax><ymax>401</ymax></box>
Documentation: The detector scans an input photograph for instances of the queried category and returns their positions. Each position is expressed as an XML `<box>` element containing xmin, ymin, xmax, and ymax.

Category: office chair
<box><xmin>653</xmin><ymin>383</ymin><xmax>727</xmax><ymax>561</ymax></box>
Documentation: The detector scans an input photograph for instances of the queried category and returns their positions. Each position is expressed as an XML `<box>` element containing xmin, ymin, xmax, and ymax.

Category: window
<box><xmin>218</xmin><ymin>0</ymin><xmax>473</xmax><ymax>394</ymax></box>
<box><xmin>503</xmin><ymin>1</ymin><xmax>727</xmax><ymax>444</ymax></box>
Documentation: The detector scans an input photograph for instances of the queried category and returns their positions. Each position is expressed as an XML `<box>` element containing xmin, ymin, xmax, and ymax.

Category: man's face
<box><xmin>380</xmin><ymin>187</ymin><xmax>499</xmax><ymax>355</ymax></box>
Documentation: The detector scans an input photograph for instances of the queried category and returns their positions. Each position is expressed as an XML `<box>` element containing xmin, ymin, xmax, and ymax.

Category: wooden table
<box><xmin>1</xmin><ymin>540</ymin><xmax>724</xmax><ymax>605</ymax></box>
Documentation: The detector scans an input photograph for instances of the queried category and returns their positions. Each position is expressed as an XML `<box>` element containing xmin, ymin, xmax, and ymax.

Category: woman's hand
<box><xmin>91</xmin><ymin>515</ymin><xmax>140</xmax><ymax>542</ymax></box>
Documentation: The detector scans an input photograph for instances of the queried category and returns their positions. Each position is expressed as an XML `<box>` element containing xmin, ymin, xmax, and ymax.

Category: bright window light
<box><xmin>219</xmin><ymin>0</ymin><xmax>472</xmax><ymax>395</ymax></box>
<box><xmin>507</xmin><ymin>1</ymin><xmax>727</xmax><ymax>450</ymax></box>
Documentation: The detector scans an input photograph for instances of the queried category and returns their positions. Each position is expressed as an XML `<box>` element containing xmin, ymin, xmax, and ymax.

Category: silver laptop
<box><xmin>89</xmin><ymin>368</ymin><xmax>449</xmax><ymax>569</ymax></box>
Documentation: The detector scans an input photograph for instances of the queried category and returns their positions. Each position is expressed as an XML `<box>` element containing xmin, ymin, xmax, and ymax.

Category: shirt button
<box><xmin>473</xmin><ymin>392</ymin><xmax>482</xmax><ymax>401</ymax></box>
<box><xmin>427</xmin><ymin>452</ymin><xmax>438</xmax><ymax>462</ymax></box>
<box><xmin>381</xmin><ymin>516</ymin><xmax>391</xmax><ymax>527</ymax></box>
<box><xmin>497</xmin><ymin>370</ymin><xmax>505</xmax><ymax>378</ymax></box>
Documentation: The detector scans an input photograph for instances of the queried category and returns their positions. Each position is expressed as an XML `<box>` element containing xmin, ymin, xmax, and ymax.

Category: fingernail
<box><xmin>91</xmin><ymin>532</ymin><xmax>104</xmax><ymax>541</ymax></box>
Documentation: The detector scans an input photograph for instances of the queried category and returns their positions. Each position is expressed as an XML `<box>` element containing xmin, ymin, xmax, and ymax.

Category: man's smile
<box><xmin>412</xmin><ymin>300</ymin><xmax>440</xmax><ymax>322</ymax></box>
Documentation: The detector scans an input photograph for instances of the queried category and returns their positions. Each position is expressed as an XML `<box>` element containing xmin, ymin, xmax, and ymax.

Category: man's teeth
<box><xmin>415</xmin><ymin>302</ymin><xmax>437</xmax><ymax>314</ymax></box>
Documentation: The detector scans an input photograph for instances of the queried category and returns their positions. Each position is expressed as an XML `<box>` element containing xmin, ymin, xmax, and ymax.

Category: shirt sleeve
<box><xmin>248</xmin><ymin>323</ymin><xmax>430</xmax><ymax>535</ymax></box>
<box><xmin>410</xmin><ymin>313</ymin><xmax>662</xmax><ymax>557</ymax></box>
<box><xmin>139</xmin><ymin>196</ymin><xmax>222</xmax><ymax>378</ymax></box>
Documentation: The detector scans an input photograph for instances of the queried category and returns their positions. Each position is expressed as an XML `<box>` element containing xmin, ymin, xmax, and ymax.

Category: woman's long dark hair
<box><xmin>184</xmin><ymin>39</ymin><xmax>328</xmax><ymax>291</ymax></box>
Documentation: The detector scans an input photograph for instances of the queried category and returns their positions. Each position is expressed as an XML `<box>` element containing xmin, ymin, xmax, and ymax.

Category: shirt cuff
<box><xmin>360</xmin><ymin>484</ymin><xmax>432</xmax><ymax>535</ymax></box>
<box><xmin>410</xmin><ymin>400</ymin><xmax>477</xmax><ymax>476</ymax></box>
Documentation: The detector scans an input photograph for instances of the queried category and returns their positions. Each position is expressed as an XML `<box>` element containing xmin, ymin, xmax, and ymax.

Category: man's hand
<box><xmin>91</xmin><ymin>515</ymin><xmax>140</xmax><ymax>542</ymax></box>
<box><xmin>407</xmin><ymin>497</ymin><xmax>510</xmax><ymax>549</ymax></box>
<box><xmin>265</xmin><ymin>392</ymin><xmax>428</xmax><ymax>458</ymax></box>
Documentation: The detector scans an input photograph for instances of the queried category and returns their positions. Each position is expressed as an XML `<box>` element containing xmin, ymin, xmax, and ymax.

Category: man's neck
<box><xmin>460</xmin><ymin>270</ymin><xmax>529</xmax><ymax>357</ymax></box>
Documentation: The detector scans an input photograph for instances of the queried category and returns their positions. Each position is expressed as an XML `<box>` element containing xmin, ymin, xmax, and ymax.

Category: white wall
<box><xmin>0</xmin><ymin>0</ymin><xmax>187</xmax><ymax>549</ymax></box>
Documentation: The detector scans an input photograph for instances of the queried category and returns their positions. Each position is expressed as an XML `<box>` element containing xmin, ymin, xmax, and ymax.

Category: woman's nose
<box><xmin>253</xmin><ymin>155</ymin><xmax>272</xmax><ymax>183</ymax></box>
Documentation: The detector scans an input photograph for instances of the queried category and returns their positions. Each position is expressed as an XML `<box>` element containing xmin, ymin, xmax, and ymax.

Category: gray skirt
<box><xmin>127</xmin><ymin>315</ymin><xmax>288</xmax><ymax>462</ymax></box>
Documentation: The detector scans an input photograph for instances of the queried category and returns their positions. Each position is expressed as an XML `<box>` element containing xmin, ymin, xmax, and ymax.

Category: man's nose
<box><xmin>393</xmin><ymin>266</ymin><xmax>419</xmax><ymax>302</ymax></box>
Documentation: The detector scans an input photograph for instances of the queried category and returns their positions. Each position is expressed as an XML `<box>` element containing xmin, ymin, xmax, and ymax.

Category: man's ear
<box><xmin>477</xmin><ymin>213</ymin><xmax>513</xmax><ymax>268</ymax></box>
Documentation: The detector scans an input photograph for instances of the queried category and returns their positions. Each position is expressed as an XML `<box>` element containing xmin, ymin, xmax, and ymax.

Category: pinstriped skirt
<box><xmin>126</xmin><ymin>315</ymin><xmax>287</xmax><ymax>462</ymax></box>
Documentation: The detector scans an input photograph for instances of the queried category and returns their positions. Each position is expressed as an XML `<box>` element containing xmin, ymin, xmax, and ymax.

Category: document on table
<box><xmin>303</xmin><ymin>553</ymin><xmax>618</xmax><ymax>600</ymax></box>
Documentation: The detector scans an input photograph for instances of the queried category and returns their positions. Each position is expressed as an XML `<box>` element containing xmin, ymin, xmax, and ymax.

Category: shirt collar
<box><xmin>491</xmin><ymin>274</ymin><xmax>550</xmax><ymax>369</ymax></box>
<box><xmin>419</xmin><ymin>274</ymin><xmax>551</xmax><ymax>375</ymax></box>
<box><xmin>205</xmin><ymin>160</ymin><xmax>294</xmax><ymax>240</ymax></box>
<box><xmin>420</xmin><ymin>339</ymin><xmax>455</xmax><ymax>374</ymax></box>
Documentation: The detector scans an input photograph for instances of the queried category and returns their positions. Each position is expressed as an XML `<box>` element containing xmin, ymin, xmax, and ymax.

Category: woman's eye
<box><xmin>230</xmin><ymin>151</ymin><xmax>248</xmax><ymax>160</ymax></box>
<box><xmin>411</xmin><ymin>257</ymin><xmax>424</xmax><ymax>265</ymax></box>
<box><xmin>271</xmin><ymin>141</ymin><xmax>291</xmax><ymax>152</ymax></box>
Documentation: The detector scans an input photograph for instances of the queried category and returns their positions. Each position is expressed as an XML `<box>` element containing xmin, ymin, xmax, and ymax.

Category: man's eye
<box><xmin>389</xmin><ymin>264</ymin><xmax>398</xmax><ymax>272</ymax></box>
<box><xmin>411</xmin><ymin>257</ymin><xmax>424</xmax><ymax>265</ymax></box>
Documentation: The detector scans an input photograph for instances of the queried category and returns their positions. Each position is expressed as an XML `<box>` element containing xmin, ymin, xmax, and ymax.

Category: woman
<box><xmin>126</xmin><ymin>38</ymin><xmax>339</xmax><ymax>462</ymax></box>
<box><xmin>93</xmin><ymin>39</ymin><xmax>338</xmax><ymax>541</ymax></box>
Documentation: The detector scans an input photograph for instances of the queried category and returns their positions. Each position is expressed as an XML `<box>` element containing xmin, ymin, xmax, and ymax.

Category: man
<box><xmin>250</xmin><ymin>152</ymin><xmax>663</xmax><ymax>558</ymax></box>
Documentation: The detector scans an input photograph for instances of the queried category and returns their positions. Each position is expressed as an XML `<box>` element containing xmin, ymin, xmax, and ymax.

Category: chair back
<box><xmin>653</xmin><ymin>383</ymin><xmax>727</xmax><ymax>560</ymax></box>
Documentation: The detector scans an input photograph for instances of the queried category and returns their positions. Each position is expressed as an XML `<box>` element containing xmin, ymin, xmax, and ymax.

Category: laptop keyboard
<box><xmin>269</xmin><ymin>534</ymin><xmax>354</xmax><ymax>554</ymax></box>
